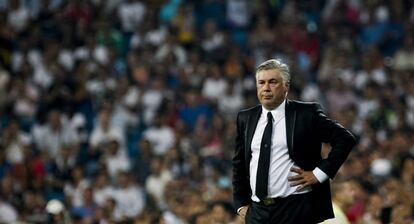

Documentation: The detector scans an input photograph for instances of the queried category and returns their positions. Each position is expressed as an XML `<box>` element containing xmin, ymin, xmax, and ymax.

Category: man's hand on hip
<box><xmin>288</xmin><ymin>167</ymin><xmax>319</xmax><ymax>191</ymax></box>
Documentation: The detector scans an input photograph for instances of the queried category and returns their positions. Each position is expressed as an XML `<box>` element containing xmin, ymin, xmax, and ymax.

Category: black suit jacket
<box><xmin>232</xmin><ymin>100</ymin><xmax>356</xmax><ymax>222</ymax></box>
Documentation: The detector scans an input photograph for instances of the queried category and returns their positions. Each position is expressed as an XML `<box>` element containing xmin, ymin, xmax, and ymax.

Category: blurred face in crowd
<box><xmin>48</xmin><ymin>111</ymin><xmax>61</xmax><ymax>130</ymax></box>
<box><xmin>83</xmin><ymin>187</ymin><xmax>94</xmax><ymax>204</ymax></box>
<box><xmin>99</xmin><ymin>109</ymin><xmax>111</xmax><ymax>130</ymax></box>
<box><xmin>185</xmin><ymin>91</ymin><xmax>198</xmax><ymax>107</ymax></box>
<box><xmin>107</xmin><ymin>140</ymin><xmax>119</xmax><ymax>155</ymax></box>
<box><xmin>211</xmin><ymin>204</ymin><xmax>230</xmax><ymax>223</ymax></box>
<box><xmin>95</xmin><ymin>174</ymin><xmax>108</xmax><ymax>188</ymax></box>
<box><xmin>118</xmin><ymin>173</ymin><xmax>129</xmax><ymax>187</ymax></box>
<box><xmin>7</xmin><ymin>121</ymin><xmax>19</xmax><ymax>137</ymax></box>
<box><xmin>195</xmin><ymin>214</ymin><xmax>210</xmax><ymax>224</ymax></box>
<box><xmin>366</xmin><ymin>193</ymin><xmax>383</xmax><ymax>214</ymax></box>
<box><xmin>336</xmin><ymin>182</ymin><xmax>357</xmax><ymax>207</ymax></box>
<box><xmin>391</xmin><ymin>204</ymin><xmax>412</xmax><ymax>224</ymax></box>
<box><xmin>72</xmin><ymin>167</ymin><xmax>84</xmax><ymax>183</ymax></box>
<box><xmin>256</xmin><ymin>69</ymin><xmax>289</xmax><ymax>110</ymax></box>
<box><xmin>151</xmin><ymin>158</ymin><xmax>163</xmax><ymax>175</ymax></box>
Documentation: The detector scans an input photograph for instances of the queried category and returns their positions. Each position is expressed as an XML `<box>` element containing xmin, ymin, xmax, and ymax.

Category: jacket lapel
<box><xmin>285</xmin><ymin>100</ymin><xmax>296</xmax><ymax>156</ymax></box>
<box><xmin>245</xmin><ymin>105</ymin><xmax>262</xmax><ymax>172</ymax></box>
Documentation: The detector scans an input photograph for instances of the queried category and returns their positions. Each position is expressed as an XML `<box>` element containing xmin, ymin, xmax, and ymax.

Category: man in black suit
<box><xmin>232</xmin><ymin>59</ymin><xmax>356</xmax><ymax>223</ymax></box>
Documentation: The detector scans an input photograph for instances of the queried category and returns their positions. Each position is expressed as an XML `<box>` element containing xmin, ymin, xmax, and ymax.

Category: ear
<box><xmin>284</xmin><ymin>82</ymin><xmax>290</xmax><ymax>92</ymax></box>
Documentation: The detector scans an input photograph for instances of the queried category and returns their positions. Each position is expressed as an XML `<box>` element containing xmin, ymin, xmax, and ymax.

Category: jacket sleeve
<box><xmin>313</xmin><ymin>103</ymin><xmax>357</xmax><ymax>179</ymax></box>
<box><xmin>232</xmin><ymin>112</ymin><xmax>252</xmax><ymax>210</ymax></box>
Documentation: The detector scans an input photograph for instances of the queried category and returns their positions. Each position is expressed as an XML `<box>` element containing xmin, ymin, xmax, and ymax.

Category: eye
<box><xmin>269</xmin><ymin>80</ymin><xmax>278</xmax><ymax>85</ymax></box>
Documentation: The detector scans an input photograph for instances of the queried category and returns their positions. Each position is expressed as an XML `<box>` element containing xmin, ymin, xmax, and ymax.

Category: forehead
<box><xmin>256</xmin><ymin>69</ymin><xmax>283</xmax><ymax>80</ymax></box>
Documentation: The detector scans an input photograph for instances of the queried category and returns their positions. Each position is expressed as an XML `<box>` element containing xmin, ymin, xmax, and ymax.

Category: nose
<box><xmin>262</xmin><ymin>82</ymin><xmax>271</xmax><ymax>90</ymax></box>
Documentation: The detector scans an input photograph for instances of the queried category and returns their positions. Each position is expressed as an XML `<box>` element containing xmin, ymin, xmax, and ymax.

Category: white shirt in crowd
<box><xmin>64</xmin><ymin>179</ymin><xmax>90</xmax><ymax>208</ymax></box>
<box><xmin>143</xmin><ymin>126</ymin><xmax>175</xmax><ymax>155</ymax></box>
<box><xmin>0</xmin><ymin>201</ymin><xmax>18</xmax><ymax>223</ymax></box>
<box><xmin>202</xmin><ymin>77</ymin><xmax>228</xmax><ymax>101</ymax></box>
<box><xmin>89</xmin><ymin>125</ymin><xmax>124</xmax><ymax>149</ymax></box>
<box><xmin>145</xmin><ymin>169</ymin><xmax>172</xmax><ymax>210</ymax></box>
<box><xmin>113</xmin><ymin>184</ymin><xmax>145</xmax><ymax>219</ymax></box>
<box><xmin>105</xmin><ymin>152</ymin><xmax>131</xmax><ymax>179</ymax></box>
<box><xmin>93</xmin><ymin>186</ymin><xmax>115</xmax><ymax>207</ymax></box>
<box><xmin>32</xmin><ymin>122</ymin><xmax>79</xmax><ymax>158</ymax></box>
<box><xmin>117</xmin><ymin>0</ymin><xmax>146</xmax><ymax>32</ymax></box>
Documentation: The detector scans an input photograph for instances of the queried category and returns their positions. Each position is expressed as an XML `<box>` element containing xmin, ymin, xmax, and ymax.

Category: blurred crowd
<box><xmin>0</xmin><ymin>0</ymin><xmax>414</xmax><ymax>223</ymax></box>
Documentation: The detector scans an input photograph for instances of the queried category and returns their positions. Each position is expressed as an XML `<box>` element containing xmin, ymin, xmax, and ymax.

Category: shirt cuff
<box><xmin>313</xmin><ymin>167</ymin><xmax>329</xmax><ymax>183</ymax></box>
<box><xmin>237</xmin><ymin>207</ymin><xmax>243</xmax><ymax>214</ymax></box>
<box><xmin>237</xmin><ymin>205</ymin><xmax>248</xmax><ymax>214</ymax></box>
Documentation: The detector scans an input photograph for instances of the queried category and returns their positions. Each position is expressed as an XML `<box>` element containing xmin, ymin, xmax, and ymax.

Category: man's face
<box><xmin>256</xmin><ymin>69</ymin><xmax>289</xmax><ymax>110</ymax></box>
<box><xmin>338</xmin><ymin>182</ymin><xmax>356</xmax><ymax>206</ymax></box>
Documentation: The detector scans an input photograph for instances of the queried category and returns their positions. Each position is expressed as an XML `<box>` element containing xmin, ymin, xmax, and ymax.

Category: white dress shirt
<box><xmin>249</xmin><ymin>100</ymin><xmax>328</xmax><ymax>202</ymax></box>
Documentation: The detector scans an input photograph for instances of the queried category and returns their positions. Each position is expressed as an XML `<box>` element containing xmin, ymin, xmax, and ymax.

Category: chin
<box><xmin>263</xmin><ymin>103</ymin><xmax>277</xmax><ymax>110</ymax></box>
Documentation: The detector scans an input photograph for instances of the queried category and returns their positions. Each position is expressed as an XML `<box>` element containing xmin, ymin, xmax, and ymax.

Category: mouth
<box><xmin>262</xmin><ymin>94</ymin><xmax>273</xmax><ymax>99</ymax></box>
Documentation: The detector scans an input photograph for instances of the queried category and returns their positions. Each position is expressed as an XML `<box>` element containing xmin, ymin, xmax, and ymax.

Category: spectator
<box><xmin>360</xmin><ymin>193</ymin><xmax>383</xmax><ymax>224</ymax></box>
<box><xmin>217</xmin><ymin>79</ymin><xmax>244</xmax><ymax>119</ymax></box>
<box><xmin>71</xmin><ymin>187</ymin><xmax>97</xmax><ymax>221</ymax></box>
<box><xmin>32</xmin><ymin>110</ymin><xmax>79</xmax><ymax>158</ymax></box>
<box><xmin>89</xmin><ymin>106</ymin><xmax>124</xmax><ymax>151</ymax></box>
<box><xmin>92</xmin><ymin>172</ymin><xmax>114</xmax><ymax>207</ymax></box>
<box><xmin>113</xmin><ymin>171</ymin><xmax>145</xmax><ymax>221</ymax></box>
<box><xmin>117</xmin><ymin>0</ymin><xmax>146</xmax><ymax>33</ymax></box>
<box><xmin>103</xmin><ymin>139</ymin><xmax>131</xmax><ymax>180</ymax></box>
<box><xmin>201</xmin><ymin>64</ymin><xmax>228</xmax><ymax>102</ymax></box>
<box><xmin>145</xmin><ymin>156</ymin><xmax>172</xmax><ymax>210</ymax></box>
<box><xmin>179</xmin><ymin>89</ymin><xmax>213</xmax><ymax>132</ymax></box>
<box><xmin>1</xmin><ymin>120</ymin><xmax>30</xmax><ymax>165</ymax></box>
<box><xmin>394</xmin><ymin>34</ymin><xmax>414</xmax><ymax>71</ymax></box>
<box><xmin>64</xmin><ymin>166</ymin><xmax>89</xmax><ymax>208</ymax></box>
<box><xmin>142</xmin><ymin>116</ymin><xmax>175</xmax><ymax>156</ymax></box>
<box><xmin>7</xmin><ymin>0</ymin><xmax>30</xmax><ymax>33</ymax></box>
<box><xmin>0</xmin><ymin>196</ymin><xmax>18</xmax><ymax>223</ymax></box>
<box><xmin>322</xmin><ymin>181</ymin><xmax>357</xmax><ymax>224</ymax></box>
<box><xmin>141</xmin><ymin>78</ymin><xmax>165</xmax><ymax>124</ymax></box>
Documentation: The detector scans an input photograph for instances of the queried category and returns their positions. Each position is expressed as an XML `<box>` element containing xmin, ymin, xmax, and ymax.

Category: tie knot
<box><xmin>267</xmin><ymin>112</ymin><xmax>273</xmax><ymax>121</ymax></box>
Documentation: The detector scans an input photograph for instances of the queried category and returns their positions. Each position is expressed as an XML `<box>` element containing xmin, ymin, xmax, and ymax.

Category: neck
<box><xmin>263</xmin><ymin>99</ymin><xmax>285</xmax><ymax>111</ymax></box>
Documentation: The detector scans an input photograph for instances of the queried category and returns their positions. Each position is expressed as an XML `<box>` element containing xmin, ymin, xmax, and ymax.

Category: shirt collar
<box><xmin>262</xmin><ymin>99</ymin><xmax>286</xmax><ymax>120</ymax></box>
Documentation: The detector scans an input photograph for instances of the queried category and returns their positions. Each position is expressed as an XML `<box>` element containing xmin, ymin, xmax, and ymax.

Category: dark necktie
<box><xmin>256</xmin><ymin>112</ymin><xmax>273</xmax><ymax>200</ymax></box>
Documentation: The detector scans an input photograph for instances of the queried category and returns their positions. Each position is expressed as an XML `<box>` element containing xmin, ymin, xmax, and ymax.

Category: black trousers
<box><xmin>245</xmin><ymin>193</ymin><xmax>317</xmax><ymax>224</ymax></box>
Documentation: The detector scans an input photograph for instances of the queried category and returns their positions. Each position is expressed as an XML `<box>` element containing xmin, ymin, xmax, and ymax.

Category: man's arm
<box><xmin>312</xmin><ymin>103</ymin><xmax>357</xmax><ymax>178</ymax></box>
<box><xmin>232</xmin><ymin>112</ymin><xmax>252</xmax><ymax>211</ymax></box>
<box><xmin>288</xmin><ymin>103</ymin><xmax>356</xmax><ymax>188</ymax></box>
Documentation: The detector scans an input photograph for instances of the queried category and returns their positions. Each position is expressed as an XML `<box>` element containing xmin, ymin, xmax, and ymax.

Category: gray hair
<box><xmin>256</xmin><ymin>59</ymin><xmax>291</xmax><ymax>84</ymax></box>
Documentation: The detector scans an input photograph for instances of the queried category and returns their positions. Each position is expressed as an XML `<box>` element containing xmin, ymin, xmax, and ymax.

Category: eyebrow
<box><xmin>258</xmin><ymin>78</ymin><xmax>278</xmax><ymax>82</ymax></box>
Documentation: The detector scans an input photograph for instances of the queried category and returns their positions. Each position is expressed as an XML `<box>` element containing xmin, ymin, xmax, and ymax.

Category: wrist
<box><xmin>237</xmin><ymin>205</ymin><xmax>248</xmax><ymax>214</ymax></box>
